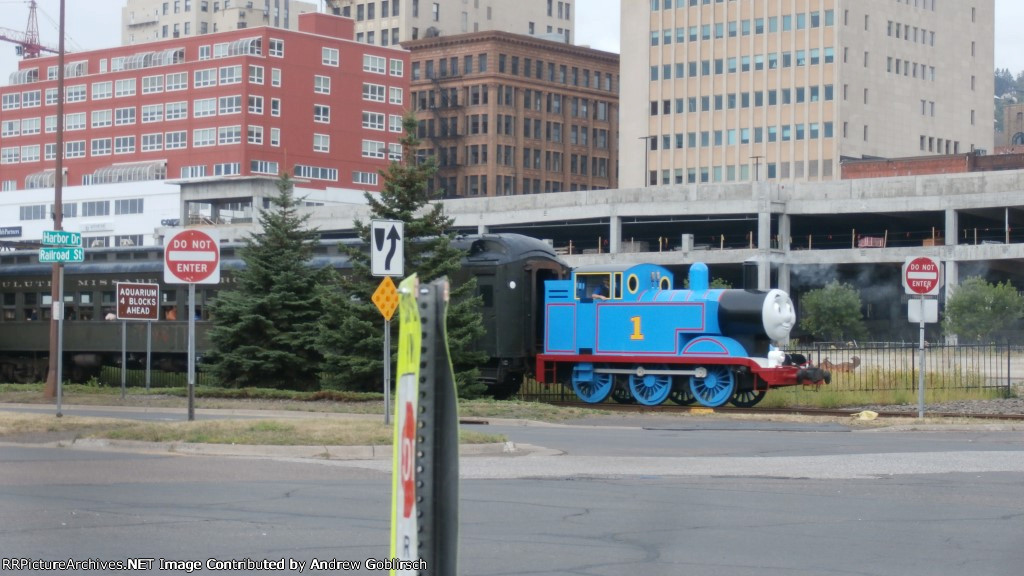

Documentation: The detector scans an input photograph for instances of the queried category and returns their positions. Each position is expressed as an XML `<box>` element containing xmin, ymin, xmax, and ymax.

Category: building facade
<box><xmin>326</xmin><ymin>0</ymin><xmax>574</xmax><ymax>46</ymax></box>
<box><xmin>620</xmin><ymin>0</ymin><xmax>995</xmax><ymax>187</ymax></box>
<box><xmin>0</xmin><ymin>13</ymin><xmax>409</xmax><ymax>194</ymax></box>
<box><xmin>405</xmin><ymin>31</ymin><xmax>618</xmax><ymax>197</ymax></box>
<box><xmin>121</xmin><ymin>0</ymin><xmax>318</xmax><ymax>45</ymax></box>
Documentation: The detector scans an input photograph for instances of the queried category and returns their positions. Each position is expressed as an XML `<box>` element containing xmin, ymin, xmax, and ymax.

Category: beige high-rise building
<box><xmin>326</xmin><ymin>0</ymin><xmax>574</xmax><ymax>47</ymax></box>
<box><xmin>620</xmin><ymin>0</ymin><xmax>994</xmax><ymax>186</ymax></box>
<box><xmin>121</xmin><ymin>0</ymin><xmax>317</xmax><ymax>45</ymax></box>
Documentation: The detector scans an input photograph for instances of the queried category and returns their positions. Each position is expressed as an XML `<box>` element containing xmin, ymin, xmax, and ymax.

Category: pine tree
<box><xmin>319</xmin><ymin>115</ymin><xmax>488</xmax><ymax>397</ymax></box>
<box><xmin>206</xmin><ymin>173</ymin><xmax>330</xmax><ymax>390</ymax></box>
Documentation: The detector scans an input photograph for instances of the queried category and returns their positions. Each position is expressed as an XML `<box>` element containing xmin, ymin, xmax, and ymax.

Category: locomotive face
<box><xmin>762</xmin><ymin>289</ymin><xmax>796</xmax><ymax>342</ymax></box>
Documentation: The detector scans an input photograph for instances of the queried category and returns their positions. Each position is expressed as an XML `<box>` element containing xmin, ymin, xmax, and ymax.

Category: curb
<box><xmin>47</xmin><ymin>437</ymin><xmax>552</xmax><ymax>461</ymax></box>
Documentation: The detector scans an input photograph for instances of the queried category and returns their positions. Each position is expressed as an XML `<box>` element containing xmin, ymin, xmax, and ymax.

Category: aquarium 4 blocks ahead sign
<box><xmin>116</xmin><ymin>282</ymin><xmax>160</xmax><ymax>321</ymax></box>
<box><xmin>164</xmin><ymin>228</ymin><xmax>220</xmax><ymax>284</ymax></box>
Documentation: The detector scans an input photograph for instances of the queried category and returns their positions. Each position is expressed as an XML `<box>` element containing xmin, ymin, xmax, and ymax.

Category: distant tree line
<box><xmin>994</xmin><ymin>68</ymin><xmax>1024</xmax><ymax>135</ymax></box>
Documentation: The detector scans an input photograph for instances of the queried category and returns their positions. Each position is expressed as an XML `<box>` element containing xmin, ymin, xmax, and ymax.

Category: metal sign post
<box><xmin>188</xmin><ymin>283</ymin><xmax>196</xmax><ymax>421</ymax></box>
<box><xmin>917</xmin><ymin>293</ymin><xmax>926</xmax><ymax>418</ymax></box>
<box><xmin>116</xmin><ymin>282</ymin><xmax>161</xmax><ymax>399</ymax></box>
<box><xmin>903</xmin><ymin>256</ymin><xmax>942</xmax><ymax>419</ymax></box>
<box><xmin>121</xmin><ymin>320</ymin><xmax>127</xmax><ymax>399</ymax></box>
<box><xmin>163</xmin><ymin>229</ymin><xmax>220</xmax><ymax>421</ymax></box>
<box><xmin>390</xmin><ymin>275</ymin><xmax>459</xmax><ymax>574</ymax></box>
<box><xmin>373</xmin><ymin>277</ymin><xmax>399</xmax><ymax>425</ymax></box>
<box><xmin>55</xmin><ymin>266</ymin><xmax>64</xmax><ymax>418</ymax></box>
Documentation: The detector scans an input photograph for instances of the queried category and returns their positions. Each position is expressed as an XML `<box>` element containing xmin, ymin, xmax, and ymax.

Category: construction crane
<box><xmin>0</xmin><ymin>0</ymin><xmax>59</xmax><ymax>58</ymax></box>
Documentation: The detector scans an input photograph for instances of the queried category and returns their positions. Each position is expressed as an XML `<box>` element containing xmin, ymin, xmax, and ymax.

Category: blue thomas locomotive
<box><xmin>535</xmin><ymin>262</ymin><xmax>828</xmax><ymax>408</ymax></box>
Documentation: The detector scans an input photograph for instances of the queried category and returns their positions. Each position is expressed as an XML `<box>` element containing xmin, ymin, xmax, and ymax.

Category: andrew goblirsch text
<box><xmin>2</xmin><ymin>557</ymin><xmax>427</xmax><ymax>572</ymax></box>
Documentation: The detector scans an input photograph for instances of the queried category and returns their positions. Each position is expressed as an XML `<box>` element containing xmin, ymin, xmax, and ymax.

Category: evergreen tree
<box><xmin>798</xmin><ymin>281</ymin><xmax>869</xmax><ymax>343</ymax></box>
<box><xmin>943</xmin><ymin>277</ymin><xmax>1024</xmax><ymax>343</ymax></box>
<box><xmin>319</xmin><ymin>115</ymin><xmax>488</xmax><ymax>397</ymax></box>
<box><xmin>206</xmin><ymin>173</ymin><xmax>329</xmax><ymax>390</ymax></box>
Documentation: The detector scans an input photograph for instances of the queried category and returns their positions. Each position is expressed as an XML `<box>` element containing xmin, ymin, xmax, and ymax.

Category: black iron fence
<box><xmin>98</xmin><ymin>365</ymin><xmax>218</xmax><ymax>389</ymax></box>
<box><xmin>518</xmin><ymin>343</ymin><xmax>1022</xmax><ymax>402</ymax></box>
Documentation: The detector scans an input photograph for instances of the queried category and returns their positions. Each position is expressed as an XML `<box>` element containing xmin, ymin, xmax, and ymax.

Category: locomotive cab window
<box><xmin>577</xmin><ymin>274</ymin><xmax>618</xmax><ymax>301</ymax></box>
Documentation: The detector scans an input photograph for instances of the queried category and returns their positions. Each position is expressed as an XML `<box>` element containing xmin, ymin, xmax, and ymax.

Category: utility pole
<box><xmin>44</xmin><ymin>0</ymin><xmax>66</xmax><ymax>400</ymax></box>
<box><xmin>639</xmin><ymin>136</ymin><xmax>656</xmax><ymax>186</ymax></box>
<box><xmin>750</xmin><ymin>155</ymin><xmax>764</xmax><ymax>182</ymax></box>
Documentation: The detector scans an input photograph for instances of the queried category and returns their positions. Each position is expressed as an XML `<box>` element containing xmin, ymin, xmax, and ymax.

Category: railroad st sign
<box><xmin>116</xmin><ymin>282</ymin><xmax>160</xmax><ymax>321</ymax></box>
<box><xmin>371</xmin><ymin>219</ymin><xmax>404</xmax><ymax>277</ymax></box>
<box><xmin>164</xmin><ymin>228</ymin><xmax>220</xmax><ymax>284</ymax></box>
<box><xmin>902</xmin><ymin>256</ymin><xmax>942</xmax><ymax>296</ymax></box>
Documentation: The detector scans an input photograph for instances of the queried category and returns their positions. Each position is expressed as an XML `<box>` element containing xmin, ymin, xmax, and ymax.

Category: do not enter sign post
<box><xmin>163</xmin><ymin>229</ymin><xmax>221</xmax><ymax>421</ymax></box>
<box><xmin>902</xmin><ymin>256</ymin><xmax>942</xmax><ymax>419</ymax></box>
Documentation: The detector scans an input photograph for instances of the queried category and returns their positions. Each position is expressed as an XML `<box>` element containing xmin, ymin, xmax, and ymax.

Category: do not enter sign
<box><xmin>903</xmin><ymin>256</ymin><xmax>941</xmax><ymax>295</ymax></box>
<box><xmin>164</xmin><ymin>229</ymin><xmax>221</xmax><ymax>284</ymax></box>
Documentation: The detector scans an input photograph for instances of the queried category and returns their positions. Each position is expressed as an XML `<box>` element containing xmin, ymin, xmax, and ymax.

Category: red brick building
<box><xmin>0</xmin><ymin>13</ymin><xmax>408</xmax><ymax>193</ymax></box>
<box><xmin>841</xmin><ymin>152</ymin><xmax>1024</xmax><ymax>179</ymax></box>
<box><xmin>405</xmin><ymin>31</ymin><xmax>618</xmax><ymax>198</ymax></box>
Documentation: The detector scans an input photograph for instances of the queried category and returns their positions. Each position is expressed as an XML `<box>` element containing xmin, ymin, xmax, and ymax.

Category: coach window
<box><xmin>79</xmin><ymin>292</ymin><xmax>94</xmax><ymax>320</ymax></box>
<box><xmin>2</xmin><ymin>292</ymin><xmax>14</xmax><ymax>320</ymax></box>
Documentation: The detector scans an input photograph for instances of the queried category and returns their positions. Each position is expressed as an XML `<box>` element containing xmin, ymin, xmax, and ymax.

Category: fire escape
<box><xmin>429</xmin><ymin>73</ymin><xmax>464</xmax><ymax>198</ymax></box>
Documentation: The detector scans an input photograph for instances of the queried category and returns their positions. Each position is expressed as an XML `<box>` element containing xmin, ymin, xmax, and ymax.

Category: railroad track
<box><xmin>550</xmin><ymin>401</ymin><xmax>1024</xmax><ymax>421</ymax></box>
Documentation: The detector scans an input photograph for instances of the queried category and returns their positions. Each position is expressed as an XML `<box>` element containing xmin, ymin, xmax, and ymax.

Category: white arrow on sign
<box><xmin>371</xmin><ymin>220</ymin><xmax>404</xmax><ymax>277</ymax></box>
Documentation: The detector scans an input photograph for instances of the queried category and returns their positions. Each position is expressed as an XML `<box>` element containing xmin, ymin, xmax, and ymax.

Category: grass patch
<box><xmin>0</xmin><ymin>384</ymin><xmax>607</xmax><ymax>422</ymax></box>
<box><xmin>0</xmin><ymin>412</ymin><xmax>504</xmax><ymax>446</ymax></box>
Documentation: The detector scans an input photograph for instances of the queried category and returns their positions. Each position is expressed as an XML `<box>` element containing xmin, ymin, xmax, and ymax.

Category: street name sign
<box><xmin>902</xmin><ymin>256</ymin><xmax>941</xmax><ymax>296</ymax></box>
<box><xmin>164</xmin><ymin>228</ymin><xmax>220</xmax><ymax>284</ymax></box>
<box><xmin>116</xmin><ymin>282</ymin><xmax>160</xmax><ymax>321</ymax></box>
<box><xmin>39</xmin><ymin>246</ymin><xmax>84</xmax><ymax>263</ymax></box>
<box><xmin>42</xmin><ymin>230</ymin><xmax>82</xmax><ymax>246</ymax></box>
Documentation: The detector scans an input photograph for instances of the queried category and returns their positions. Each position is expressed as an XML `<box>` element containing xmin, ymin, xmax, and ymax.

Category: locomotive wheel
<box><xmin>629</xmin><ymin>366</ymin><xmax>673</xmax><ymax>406</ymax></box>
<box><xmin>689</xmin><ymin>366</ymin><xmax>736</xmax><ymax>408</ymax></box>
<box><xmin>571</xmin><ymin>365</ymin><xmax>614</xmax><ymax>403</ymax></box>
<box><xmin>610</xmin><ymin>377</ymin><xmax>635</xmax><ymax>404</ymax></box>
<box><xmin>729</xmin><ymin>389</ymin><xmax>766</xmax><ymax>408</ymax></box>
<box><xmin>668</xmin><ymin>383</ymin><xmax>697</xmax><ymax>406</ymax></box>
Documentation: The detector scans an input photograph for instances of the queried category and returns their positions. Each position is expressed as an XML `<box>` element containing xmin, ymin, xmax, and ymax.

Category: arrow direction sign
<box><xmin>371</xmin><ymin>220</ymin><xmax>404</xmax><ymax>277</ymax></box>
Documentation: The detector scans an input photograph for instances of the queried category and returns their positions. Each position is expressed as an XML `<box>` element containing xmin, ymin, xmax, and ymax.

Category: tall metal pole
<box><xmin>121</xmin><ymin>321</ymin><xmax>127</xmax><ymax>399</ymax></box>
<box><xmin>44</xmin><ymin>0</ymin><xmax>67</xmax><ymax>400</ymax></box>
<box><xmin>917</xmin><ymin>293</ymin><xmax>926</xmax><ymax>418</ymax></box>
<box><xmin>638</xmin><ymin>136</ymin><xmax>655</xmax><ymax>187</ymax></box>
<box><xmin>188</xmin><ymin>283</ymin><xmax>196</xmax><ymax>421</ymax></box>
<box><xmin>383</xmin><ymin>319</ymin><xmax>391</xmax><ymax>425</ymax></box>
<box><xmin>750</xmin><ymin>155</ymin><xmax>764</xmax><ymax>182</ymax></box>
<box><xmin>55</xmin><ymin>267</ymin><xmax>64</xmax><ymax>417</ymax></box>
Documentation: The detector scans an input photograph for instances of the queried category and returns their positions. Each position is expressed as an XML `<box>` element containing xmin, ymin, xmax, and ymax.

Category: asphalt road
<box><xmin>1</xmin><ymin>410</ymin><xmax>1023</xmax><ymax>575</ymax></box>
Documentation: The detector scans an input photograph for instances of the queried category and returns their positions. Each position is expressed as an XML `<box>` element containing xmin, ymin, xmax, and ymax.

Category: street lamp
<box><xmin>750</xmin><ymin>155</ymin><xmax>764</xmax><ymax>182</ymax></box>
<box><xmin>639</xmin><ymin>136</ymin><xmax>657</xmax><ymax>187</ymax></box>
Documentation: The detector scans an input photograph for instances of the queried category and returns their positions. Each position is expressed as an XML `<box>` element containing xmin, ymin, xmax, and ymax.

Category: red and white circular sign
<box><xmin>164</xmin><ymin>228</ymin><xmax>220</xmax><ymax>284</ymax></box>
<box><xmin>903</xmin><ymin>256</ymin><xmax>940</xmax><ymax>295</ymax></box>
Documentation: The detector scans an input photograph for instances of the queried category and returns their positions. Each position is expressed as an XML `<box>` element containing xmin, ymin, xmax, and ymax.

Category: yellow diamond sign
<box><xmin>372</xmin><ymin>276</ymin><xmax>399</xmax><ymax>320</ymax></box>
